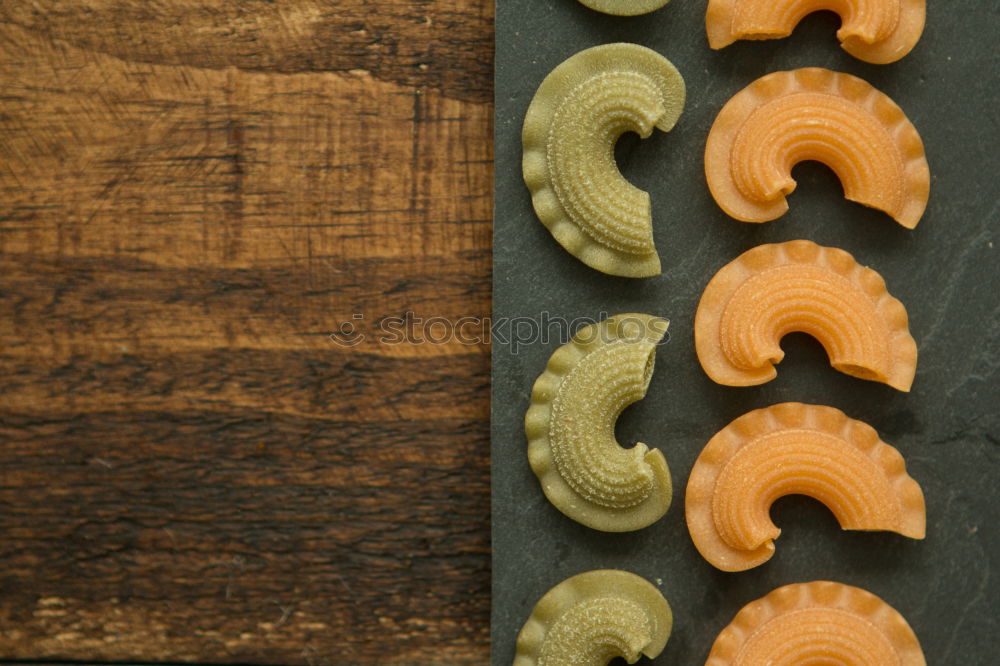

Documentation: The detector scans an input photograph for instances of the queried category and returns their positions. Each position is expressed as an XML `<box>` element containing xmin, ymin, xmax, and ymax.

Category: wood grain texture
<box><xmin>0</xmin><ymin>0</ymin><xmax>493</xmax><ymax>103</ymax></box>
<box><xmin>0</xmin><ymin>1</ymin><xmax>493</xmax><ymax>663</ymax></box>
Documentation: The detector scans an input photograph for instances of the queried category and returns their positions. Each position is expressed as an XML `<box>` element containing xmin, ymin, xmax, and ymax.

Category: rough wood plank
<box><xmin>1</xmin><ymin>411</ymin><xmax>489</xmax><ymax>663</ymax></box>
<box><xmin>0</xmin><ymin>1</ymin><xmax>493</xmax><ymax>662</ymax></box>
<box><xmin>0</xmin><ymin>0</ymin><xmax>493</xmax><ymax>103</ymax></box>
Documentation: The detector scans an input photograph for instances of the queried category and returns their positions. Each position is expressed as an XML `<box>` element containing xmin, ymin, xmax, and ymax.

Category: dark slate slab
<box><xmin>492</xmin><ymin>0</ymin><xmax>1000</xmax><ymax>663</ymax></box>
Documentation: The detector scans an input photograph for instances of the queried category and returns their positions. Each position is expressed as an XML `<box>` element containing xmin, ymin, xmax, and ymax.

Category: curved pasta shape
<box><xmin>686</xmin><ymin>402</ymin><xmax>926</xmax><ymax>572</ymax></box>
<box><xmin>515</xmin><ymin>570</ymin><xmax>673</xmax><ymax>666</ymax></box>
<box><xmin>523</xmin><ymin>43</ymin><xmax>686</xmax><ymax>277</ymax></box>
<box><xmin>694</xmin><ymin>240</ymin><xmax>918</xmax><ymax>391</ymax></box>
<box><xmin>706</xmin><ymin>0</ymin><xmax>926</xmax><ymax>64</ymax></box>
<box><xmin>704</xmin><ymin>68</ymin><xmax>929</xmax><ymax>228</ymax></box>
<box><xmin>526</xmin><ymin>313</ymin><xmax>671</xmax><ymax>532</ymax></box>
<box><xmin>577</xmin><ymin>0</ymin><xmax>672</xmax><ymax>16</ymax></box>
<box><xmin>706</xmin><ymin>581</ymin><xmax>926</xmax><ymax>665</ymax></box>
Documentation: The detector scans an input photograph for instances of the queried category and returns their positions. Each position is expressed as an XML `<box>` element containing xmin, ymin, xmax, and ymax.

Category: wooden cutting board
<box><xmin>0</xmin><ymin>2</ymin><xmax>493</xmax><ymax>663</ymax></box>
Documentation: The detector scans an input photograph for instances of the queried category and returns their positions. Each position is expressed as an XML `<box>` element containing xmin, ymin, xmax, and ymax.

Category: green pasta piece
<box><xmin>522</xmin><ymin>43</ymin><xmax>685</xmax><ymax>278</ymax></box>
<box><xmin>525</xmin><ymin>313</ymin><xmax>671</xmax><ymax>532</ymax></box>
<box><xmin>577</xmin><ymin>0</ymin><xmax>672</xmax><ymax>16</ymax></box>
<box><xmin>515</xmin><ymin>569</ymin><xmax>673</xmax><ymax>666</ymax></box>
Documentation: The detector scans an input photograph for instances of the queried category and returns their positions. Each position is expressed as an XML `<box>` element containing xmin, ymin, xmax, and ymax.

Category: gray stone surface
<box><xmin>492</xmin><ymin>0</ymin><xmax>1000</xmax><ymax>663</ymax></box>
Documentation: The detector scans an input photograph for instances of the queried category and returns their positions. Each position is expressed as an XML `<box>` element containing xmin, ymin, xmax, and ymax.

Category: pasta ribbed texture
<box><xmin>549</xmin><ymin>72</ymin><xmax>662</xmax><ymax>255</ymax></box>
<box><xmin>686</xmin><ymin>403</ymin><xmax>926</xmax><ymax>572</ymax></box>
<box><xmin>705</xmin><ymin>69</ymin><xmax>929</xmax><ymax>227</ymax></box>
<box><xmin>706</xmin><ymin>0</ymin><xmax>926</xmax><ymax>63</ymax></box>
<box><xmin>526</xmin><ymin>313</ymin><xmax>672</xmax><ymax>532</ymax></box>
<box><xmin>577</xmin><ymin>0</ymin><xmax>673</xmax><ymax>17</ymax></box>
<box><xmin>706</xmin><ymin>581</ymin><xmax>926</xmax><ymax>665</ymax></box>
<box><xmin>522</xmin><ymin>44</ymin><xmax>685</xmax><ymax>277</ymax></box>
<box><xmin>538</xmin><ymin>597</ymin><xmax>650</xmax><ymax>666</ymax></box>
<box><xmin>550</xmin><ymin>342</ymin><xmax>656</xmax><ymax>509</ymax></box>
<box><xmin>514</xmin><ymin>570</ymin><xmax>673</xmax><ymax>666</ymax></box>
<box><xmin>695</xmin><ymin>240</ymin><xmax>918</xmax><ymax>391</ymax></box>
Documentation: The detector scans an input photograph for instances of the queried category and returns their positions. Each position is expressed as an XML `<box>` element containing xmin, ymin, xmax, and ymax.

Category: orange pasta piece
<box><xmin>706</xmin><ymin>0</ymin><xmax>926</xmax><ymax>64</ymax></box>
<box><xmin>686</xmin><ymin>403</ymin><xmax>925</xmax><ymax>572</ymax></box>
<box><xmin>706</xmin><ymin>581</ymin><xmax>926</xmax><ymax>665</ymax></box>
<box><xmin>705</xmin><ymin>68</ymin><xmax>929</xmax><ymax>228</ymax></box>
<box><xmin>695</xmin><ymin>240</ymin><xmax>917</xmax><ymax>391</ymax></box>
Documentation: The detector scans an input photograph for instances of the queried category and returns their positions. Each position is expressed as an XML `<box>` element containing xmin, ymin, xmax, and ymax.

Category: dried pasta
<box><xmin>577</xmin><ymin>0</ymin><xmax>672</xmax><ymax>16</ymax></box>
<box><xmin>694</xmin><ymin>240</ymin><xmax>918</xmax><ymax>391</ymax></box>
<box><xmin>706</xmin><ymin>0</ymin><xmax>926</xmax><ymax>64</ymax></box>
<box><xmin>707</xmin><ymin>581</ymin><xmax>926</xmax><ymax>665</ymax></box>
<box><xmin>705</xmin><ymin>68</ymin><xmax>929</xmax><ymax>228</ymax></box>
<box><xmin>686</xmin><ymin>402</ymin><xmax>926</xmax><ymax>572</ymax></box>
<box><xmin>526</xmin><ymin>313</ymin><xmax>671</xmax><ymax>532</ymax></box>
<box><xmin>515</xmin><ymin>569</ymin><xmax>673</xmax><ymax>666</ymax></box>
<box><xmin>523</xmin><ymin>44</ymin><xmax>685</xmax><ymax>277</ymax></box>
